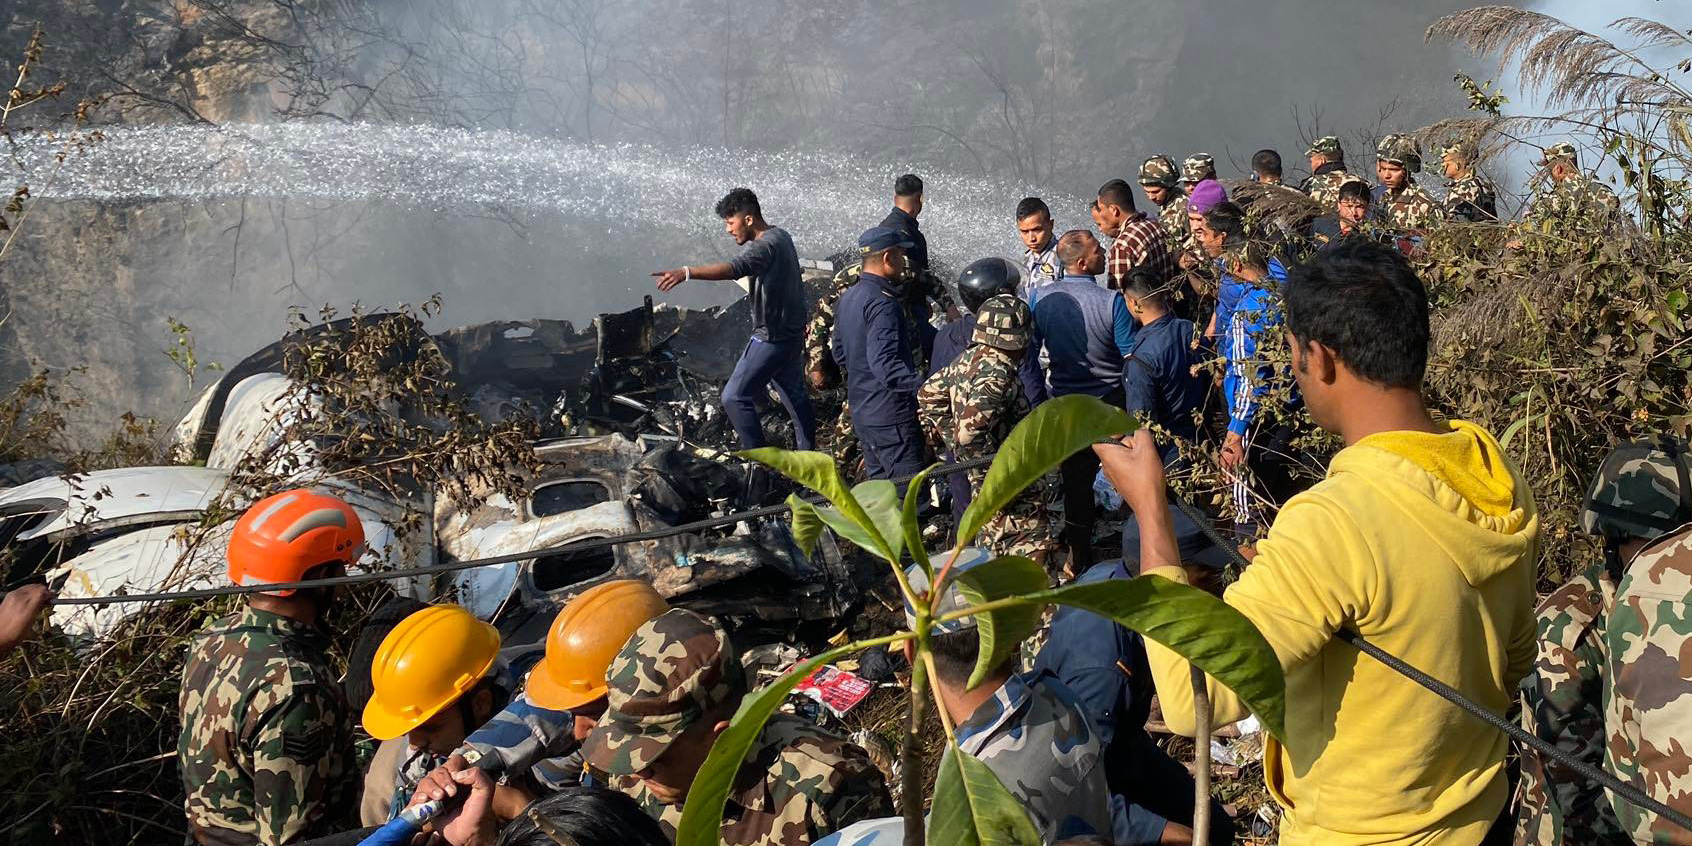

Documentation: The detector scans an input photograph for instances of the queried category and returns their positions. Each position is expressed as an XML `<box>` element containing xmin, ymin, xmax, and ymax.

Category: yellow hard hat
<box><xmin>524</xmin><ymin>580</ymin><xmax>670</xmax><ymax>711</ymax></box>
<box><xmin>362</xmin><ymin>604</ymin><xmax>502</xmax><ymax>741</ymax></box>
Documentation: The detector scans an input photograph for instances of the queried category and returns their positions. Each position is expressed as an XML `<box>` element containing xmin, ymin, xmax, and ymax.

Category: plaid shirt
<box><xmin>1105</xmin><ymin>213</ymin><xmax>1175</xmax><ymax>290</ymax></box>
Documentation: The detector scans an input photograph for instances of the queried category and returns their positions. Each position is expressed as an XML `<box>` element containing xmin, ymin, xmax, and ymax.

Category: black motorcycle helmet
<box><xmin>956</xmin><ymin>257</ymin><xmax>1023</xmax><ymax>313</ymax></box>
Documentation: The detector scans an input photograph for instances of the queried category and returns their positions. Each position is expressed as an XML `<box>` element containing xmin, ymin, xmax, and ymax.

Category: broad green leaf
<box><xmin>901</xmin><ymin>464</ymin><xmax>940</xmax><ymax>579</ymax></box>
<box><xmin>676</xmin><ymin>638</ymin><xmax>870</xmax><ymax>846</ymax></box>
<box><xmin>810</xmin><ymin>502</ymin><xmax>894</xmax><ymax>565</ymax></box>
<box><xmin>929</xmin><ymin>744</ymin><xmax>1043</xmax><ymax>846</ymax></box>
<box><xmin>957</xmin><ymin>395</ymin><xmax>1135</xmax><ymax>544</ymax></box>
<box><xmin>950</xmin><ymin>554</ymin><xmax>1050</xmax><ymax>688</ymax></box>
<box><xmin>741</xmin><ymin>448</ymin><xmax>893</xmax><ymax>561</ymax></box>
<box><xmin>852</xmin><ymin>479</ymin><xmax>906</xmax><ymax>566</ymax></box>
<box><xmin>786</xmin><ymin>493</ymin><xmax>824</xmax><ymax>557</ymax></box>
<box><xmin>1029</xmin><ymin>576</ymin><xmax>1286</xmax><ymax>740</ymax></box>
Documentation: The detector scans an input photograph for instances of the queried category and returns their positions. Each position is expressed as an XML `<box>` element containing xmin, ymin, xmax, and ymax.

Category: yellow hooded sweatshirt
<box><xmin>1145</xmin><ymin>420</ymin><xmax>1538</xmax><ymax>845</ymax></box>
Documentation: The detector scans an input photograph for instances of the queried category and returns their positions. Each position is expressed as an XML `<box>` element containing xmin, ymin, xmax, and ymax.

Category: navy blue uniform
<box><xmin>879</xmin><ymin>206</ymin><xmax>928</xmax><ymax>274</ymax></box>
<box><xmin>1122</xmin><ymin>313</ymin><xmax>1205</xmax><ymax>462</ymax></box>
<box><xmin>1034</xmin><ymin>560</ymin><xmax>1238</xmax><ymax>845</ymax></box>
<box><xmin>832</xmin><ymin>271</ymin><xmax>926</xmax><ymax>481</ymax></box>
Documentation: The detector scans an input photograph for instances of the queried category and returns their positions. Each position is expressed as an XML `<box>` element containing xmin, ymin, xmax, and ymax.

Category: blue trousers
<box><xmin>721</xmin><ymin>336</ymin><xmax>816</xmax><ymax>451</ymax></box>
<box><xmin>856</xmin><ymin>418</ymin><xmax>927</xmax><ymax>484</ymax></box>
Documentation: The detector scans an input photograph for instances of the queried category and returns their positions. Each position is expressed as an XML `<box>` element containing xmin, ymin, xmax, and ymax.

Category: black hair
<box><xmin>1097</xmin><ymin>179</ymin><xmax>1137</xmax><ymax>212</ymax></box>
<box><xmin>929</xmin><ymin>629</ymin><xmax>1016</xmax><ymax>688</ymax></box>
<box><xmin>895</xmin><ymin>173</ymin><xmax>924</xmax><ymax>198</ymax></box>
<box><xmin>345</xmin><ymin>596</ymin><xmax>430</xmax><ymax>711</ymax></box>
<box><xmin>714</xmin><ymin>187</ymin><xmax>762</xmax><ymax>220</ymax></box>
<box><xmin>1055</xmin><ymin>229</ymin><xmax>1096</xmax><ymax>267</ymax></box>
<box><xmin>1337</xmin><ymin>180</ymin><xmax>1372</xmax><ymax>206</ymax></box>
<box><xmin>1284</xmin><ymin>240</ymin><xmax>1429</xmax><ymax>390</ymax></box>
<box><xmin>1122</xmin><ymin>269</ymin><xmax>1169</xmax><ymax>308</ymax></box>
<box><xmin>496</xmin><ymin>786</ymin><xmax>670</xmax><ymax>846</ymax></box>
<box><xmin>1252</xmin><ymin>149</ymin><xmax>1283</xmax><ymax>178</ymax></box>
<box><xmin>1202</xmin><ymin>201</ymin><xmax>1247</xmax><ymax>241</ymax></box>
<box><xmin>1015</xmin><ymin>196</ymin><xmax>1051</xmax><ymax>222</ymax></box>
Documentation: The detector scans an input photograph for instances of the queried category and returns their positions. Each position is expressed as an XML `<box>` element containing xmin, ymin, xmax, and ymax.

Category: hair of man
<box><xmin>1202</xmin><ymin>201</ymin><xmax>1248</xmax><ymax>242</ymax></box>
<box><xmin>1122</xmin><ymin>268</ymin><xmax>1171</xmax><ymax>310</ymax></box>
<box><xmin>1015</xmin><ymin>196</ymin><xmax>1051</xmax><ymax>223</ymax></box>
<box><xmin>895</xmin><ymin>173</ymin><xmax>924</xmax><ymax>198</ymax></box>
<box><xmin>1337</xmin><ymin>179</ymin><xmax>1372</xmax><ymax>206</ymax></box>
<box><xmin>714</xmin><ymin>187</ymin><xmax>762</xmax><ymax>220</ymax></box>
<box><xmin>930</xmin><ymin>629</ymin><xmax>1016</xmax><ymax>689</ymax></box>
<box><xmin>1284</xmin><ymin>240</ymin><xmax>1430</xmax><ymax>390</ymax></box>
<box><xmin>495</xmin><ymin>786</ymin><xmax>672</xmax><ymax>846</ymax></box>
<box><xmin>1252</xmin><ymin>149</ymin><xmax>1283</xmax><ymax>179</ymax></box>
<box><xmin>1097</xmin><ymin>179</ymin><xmax>1138</xmax><ymax>213</ymax></box>
<box><xmin>1055</xmin><ymin>229</ymin><xmax>1098</xmax><ymax>268</ymax></box>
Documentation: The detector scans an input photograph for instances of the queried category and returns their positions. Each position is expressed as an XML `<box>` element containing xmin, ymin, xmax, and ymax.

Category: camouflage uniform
<box><xmin>1373</xmin><ymin>133</ymin><xmax>1444</xmax><ymax>232</ymax></box>
<box><xmin>1606</xmin><ymin>525</ymin><xmax>1692</xmax><ymax>844</ymax></box>
<box><xmin>1517</xmin><ymin>439</ymin><xmax>1692</xmax><ymax>845</ymax></box>
<box><xmin>582</xmin><ymin>608</ymin><xmax>893</xmax><ymax>845</ymax></box>
<box><xmin>1139</xmin><ymin>156</ymin><xmax>1190</xmax><ymax>241</ymax></box>
<box><xmin>1181</xmin><ymin>153</ymin><xmax>1216</xmax><ymax>186</ymax></box>
<box><xmin>1301</xmin><ymin>136</ymin><xmax>1351</xmax><ymax>210</ymax></box>
<box><xmin>917</xmin><ymin>296</ymin><xmax>1055</xmax><ymax>563</ymax></box>
<box><xmin>178</xmin><ymin>606</ymin><xmax>355</xmax><ymax>845</ymax></box>
<box><xmin>955</xmin><ymin>669</ymin><xmax>1113</xmax><ymax>841</ymax></box>
<box><xmin>1523</xmin><ymin>141</ymin><xmax>1623</xmax><ymax>230</ymax></box>
<box><xmin>1441</xmin><ymin>141</ymin><xmax>1499</xmax><ymax>223</ymax></box>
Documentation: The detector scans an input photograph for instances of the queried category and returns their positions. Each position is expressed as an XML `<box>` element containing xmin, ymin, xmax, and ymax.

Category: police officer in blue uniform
<box><xmin>832</xmin><ymin>227</ymin><xmax>928</xmax><ymax>483</ymax></box>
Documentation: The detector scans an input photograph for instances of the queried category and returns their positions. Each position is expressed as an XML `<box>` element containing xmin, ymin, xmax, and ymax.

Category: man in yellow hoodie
<box><xmin>1096</xmin><ymin>239</ymin><xmax>1538</xmax><ymax>845</ymax></box>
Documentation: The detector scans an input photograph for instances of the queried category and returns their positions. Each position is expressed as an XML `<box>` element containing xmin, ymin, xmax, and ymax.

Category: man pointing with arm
<box><xmin>1095</xmin><ymin>241</ymin><xmax>1537</xmax><ymax>846</ymax></box>
<box><xmin>654</xmin><ymin>187</ymin><xmax>817</xmax><ymax>451</ymax></box>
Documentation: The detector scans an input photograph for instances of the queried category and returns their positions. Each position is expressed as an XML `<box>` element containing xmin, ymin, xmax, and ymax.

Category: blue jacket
<box><xmin>1218</xmin><ymin>258</ymin><xmax>1286</xmax><ymax>436</ymax></box>
<box><xmin>833</xmin><ymin>272</ymin><xmax>921</xmax><ymax>426</ymax></box>
<box><xmin>1122</xmin><ymin>312</ymin><xmax>1207</xmax><ymax>456</ymax></box>
<box><xmin>1030</xmin><ymin>274</ymin><xmax>1125</xmax><ymax>399</ymax></box>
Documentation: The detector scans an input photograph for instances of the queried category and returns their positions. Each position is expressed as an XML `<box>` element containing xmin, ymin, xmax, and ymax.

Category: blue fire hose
<box><xmin>356</xmin><ymin>799</ymin><xmax>446</xmax><ymax>846</ymax></box>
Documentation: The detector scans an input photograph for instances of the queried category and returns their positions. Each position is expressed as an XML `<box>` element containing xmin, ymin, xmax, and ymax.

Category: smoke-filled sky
<box><xmin>1</xmin><ymin>0</ymin><xmax>1687</xmax><ymax>436</ymax></box>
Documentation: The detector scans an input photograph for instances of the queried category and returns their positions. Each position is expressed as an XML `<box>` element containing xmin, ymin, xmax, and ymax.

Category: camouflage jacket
<box><xmin>1156</xmin><ymin>193</ymin><xmax>1190</xmax><ymax>242</ymax></box>
<box><xmin>615</xmin><ymin>712</ymin><xmax>893</xmax><ymax>845</ymax></box>
<box><xmin>955</xmin><ymin>669</ymin><xmax>1111</xmax><ymax>841</ymax></box>
<box><xmin>1372</xmin><ymin>181</ymin><xmax>1443</xmax><ymax>232</ymax></box>
<box><xmin>917</xmin><ymin>344</ymin><xmax>1055</xmax><ymax>561</ymax></box>
<box><xmin>1446</xmin><ymin>173</ymin><xmax>1499</xmax><ymax>221</ymax></box>
<box><xmin>1525</xmin><ymin>174</ymin><xmax>1622</xmax><ymax>230</ymax></box>
<box><xmin>178</xmin><ymin>606</ymin><xmax>355</xmax><ymax>846</ymax></box>
<box><xmin>1303</xmin><ymin>167</ymin><xmax>1351</xmax><ymax>210</ymax></box>
<box><xmin>805</xmin><ymin>263</ymin><xmax>954</xmax><ymax>377</ymax></box>
<box><xmin>1606</xmin><ymin>525</ymin><xmax>1692</xmax><ymax>843</ymax></box>
<box><xmin>1516</xmin><ymin>560</ymin><xmax>1627</xmax><ymax>845</ymax></box>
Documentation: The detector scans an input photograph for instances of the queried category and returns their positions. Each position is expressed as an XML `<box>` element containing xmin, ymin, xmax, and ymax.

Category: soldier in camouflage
<box><xmin>917</xmin><ymin>294</ymin><xmax>1057</xmax><ymax>565</ymax></box>
<box><xmin>906</xmin><ymin>554</ymin><xmax>1112</xmax><ymax>841</ymax></box>
<box><xmin>581</xmin><ymin>608</ymin><xmax>893</xmax><ymax>844</ymax></box>
<box><xmin>179</xmin><ymin>490</ymin><xmax>363</xmax><ymax>845</ymax></box>
<box><xmin>1518</xmin><ymin>438</ymin><xmax>1692</xmax><ymax>846</ymax></box>
<box><xmin>1138</xmin><ymin>155</ymin><xmax>1189</xmax><ymax>241</ymax></box>
<box><xmin>1440</xmin><ymin>141</ymin><xmax>1498</xmax><ymax>221</ymax></box>
<box><xmin>1523</xmin><ymin>142</ymin><xmax>1622</xmax><ymax>230</ymax></box>
<box><xmin>1371</xmin><ymin>133</ymin><xmax>1443</xmax><ymax>233</ymax></box>
<box><xmin>1300</xmin><ymin>135</ymin><xmax>1351</xmax><ymax>210</ymax></box>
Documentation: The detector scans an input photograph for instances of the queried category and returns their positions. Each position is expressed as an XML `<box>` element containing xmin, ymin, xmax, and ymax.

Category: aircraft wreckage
<box><xmin>2</xmin><ymin>276</ymin><xmax>862</xmax><ymax>645</ymax></box>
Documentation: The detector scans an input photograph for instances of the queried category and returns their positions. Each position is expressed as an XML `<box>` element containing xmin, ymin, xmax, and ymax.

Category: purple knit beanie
<box><xmin>1187</xmin><ymin>179</ymin><xmax>1228</xmax><ymax>214</ymax></box>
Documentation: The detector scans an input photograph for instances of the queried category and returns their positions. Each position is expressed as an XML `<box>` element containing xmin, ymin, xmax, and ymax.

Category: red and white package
<box><xmin>792</xmin><ymin>664</ymin><xmax>876</xmax><ymax>718</ymax></box>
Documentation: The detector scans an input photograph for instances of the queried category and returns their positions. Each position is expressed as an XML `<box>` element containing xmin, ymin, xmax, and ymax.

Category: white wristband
<box><xmin>683</xmin><ymin>266</ymin><xmax>691</xmax><ymax>281</ymax></box>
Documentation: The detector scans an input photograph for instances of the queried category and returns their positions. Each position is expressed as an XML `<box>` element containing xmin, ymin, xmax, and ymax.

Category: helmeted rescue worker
<box><xmin>179</xmin><ymin>489</ymin><xmax>363</xmax><ymax>845</ymax></box>
<box><xmin>396</xmin><ymin>581</ymin><xmax>672</xmax><ymax>813</ymax></box>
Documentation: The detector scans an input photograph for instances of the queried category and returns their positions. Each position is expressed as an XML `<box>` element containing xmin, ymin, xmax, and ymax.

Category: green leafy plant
<box><xmin>675</xmin><ymin>394</ymin><xmax>1287</xmax><ymax>845</ymax></box>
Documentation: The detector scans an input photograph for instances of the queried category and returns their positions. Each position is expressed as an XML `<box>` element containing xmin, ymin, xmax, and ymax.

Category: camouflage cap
<box><xmin>1538</xmin><ymin>141</ymin><xmax>1579</xmax><ymax>167</ymax></box>
<box><xmin>1306</xmin><ymin>136</ymin><xmax>1344</xmax><ymax>158</ymax></box>
<box><xmin>904</xmin><ymin>548</ymin><xmax>994</xmax><ymax>635</ymax></box>
<box><xmin>1376</xmin><ymin>133</ymin><xmax>1423</xmax><ymax>171</ymax></box>
<box><xmin>1181</xmin><ymin>153</ymin><xmax>1216</xmax><ymax>184</ymax></box>
<box><xmin>1138</xmin><ymin>155</ymin><xmax>1179</xmax><ymax>188</ymax></box>
<box><xmin>1441</xmin><ymin>139</ymin><xmax>1479</xmax><ymax>163</ymax></box>
<box><xmin>971</xmin><ymin>294</ymin><xmax>1031</xmax><ymax>352</ymax></box>
<box><xmin>1581</xmin><ymin>438</ymin><xmax>1692</xmax><ymax>542</ymax></box>
<box><xmin>579</xmin><ymin>608</ymin><xmax>747</xmax><ymax>775</ymax></box>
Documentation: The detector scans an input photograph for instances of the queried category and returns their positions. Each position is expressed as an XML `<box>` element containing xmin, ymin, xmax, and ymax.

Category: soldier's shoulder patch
<box><xmin>280</xmin><ymin>724</ymin><xmax>328</xmax><ymax>761</ymax></box>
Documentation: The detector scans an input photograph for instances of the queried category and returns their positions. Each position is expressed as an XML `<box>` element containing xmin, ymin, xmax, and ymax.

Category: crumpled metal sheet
<box><xmin>0</xmin><ymin>465</ymin><xmax>230</xmax><ymax>542</ymax></box>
